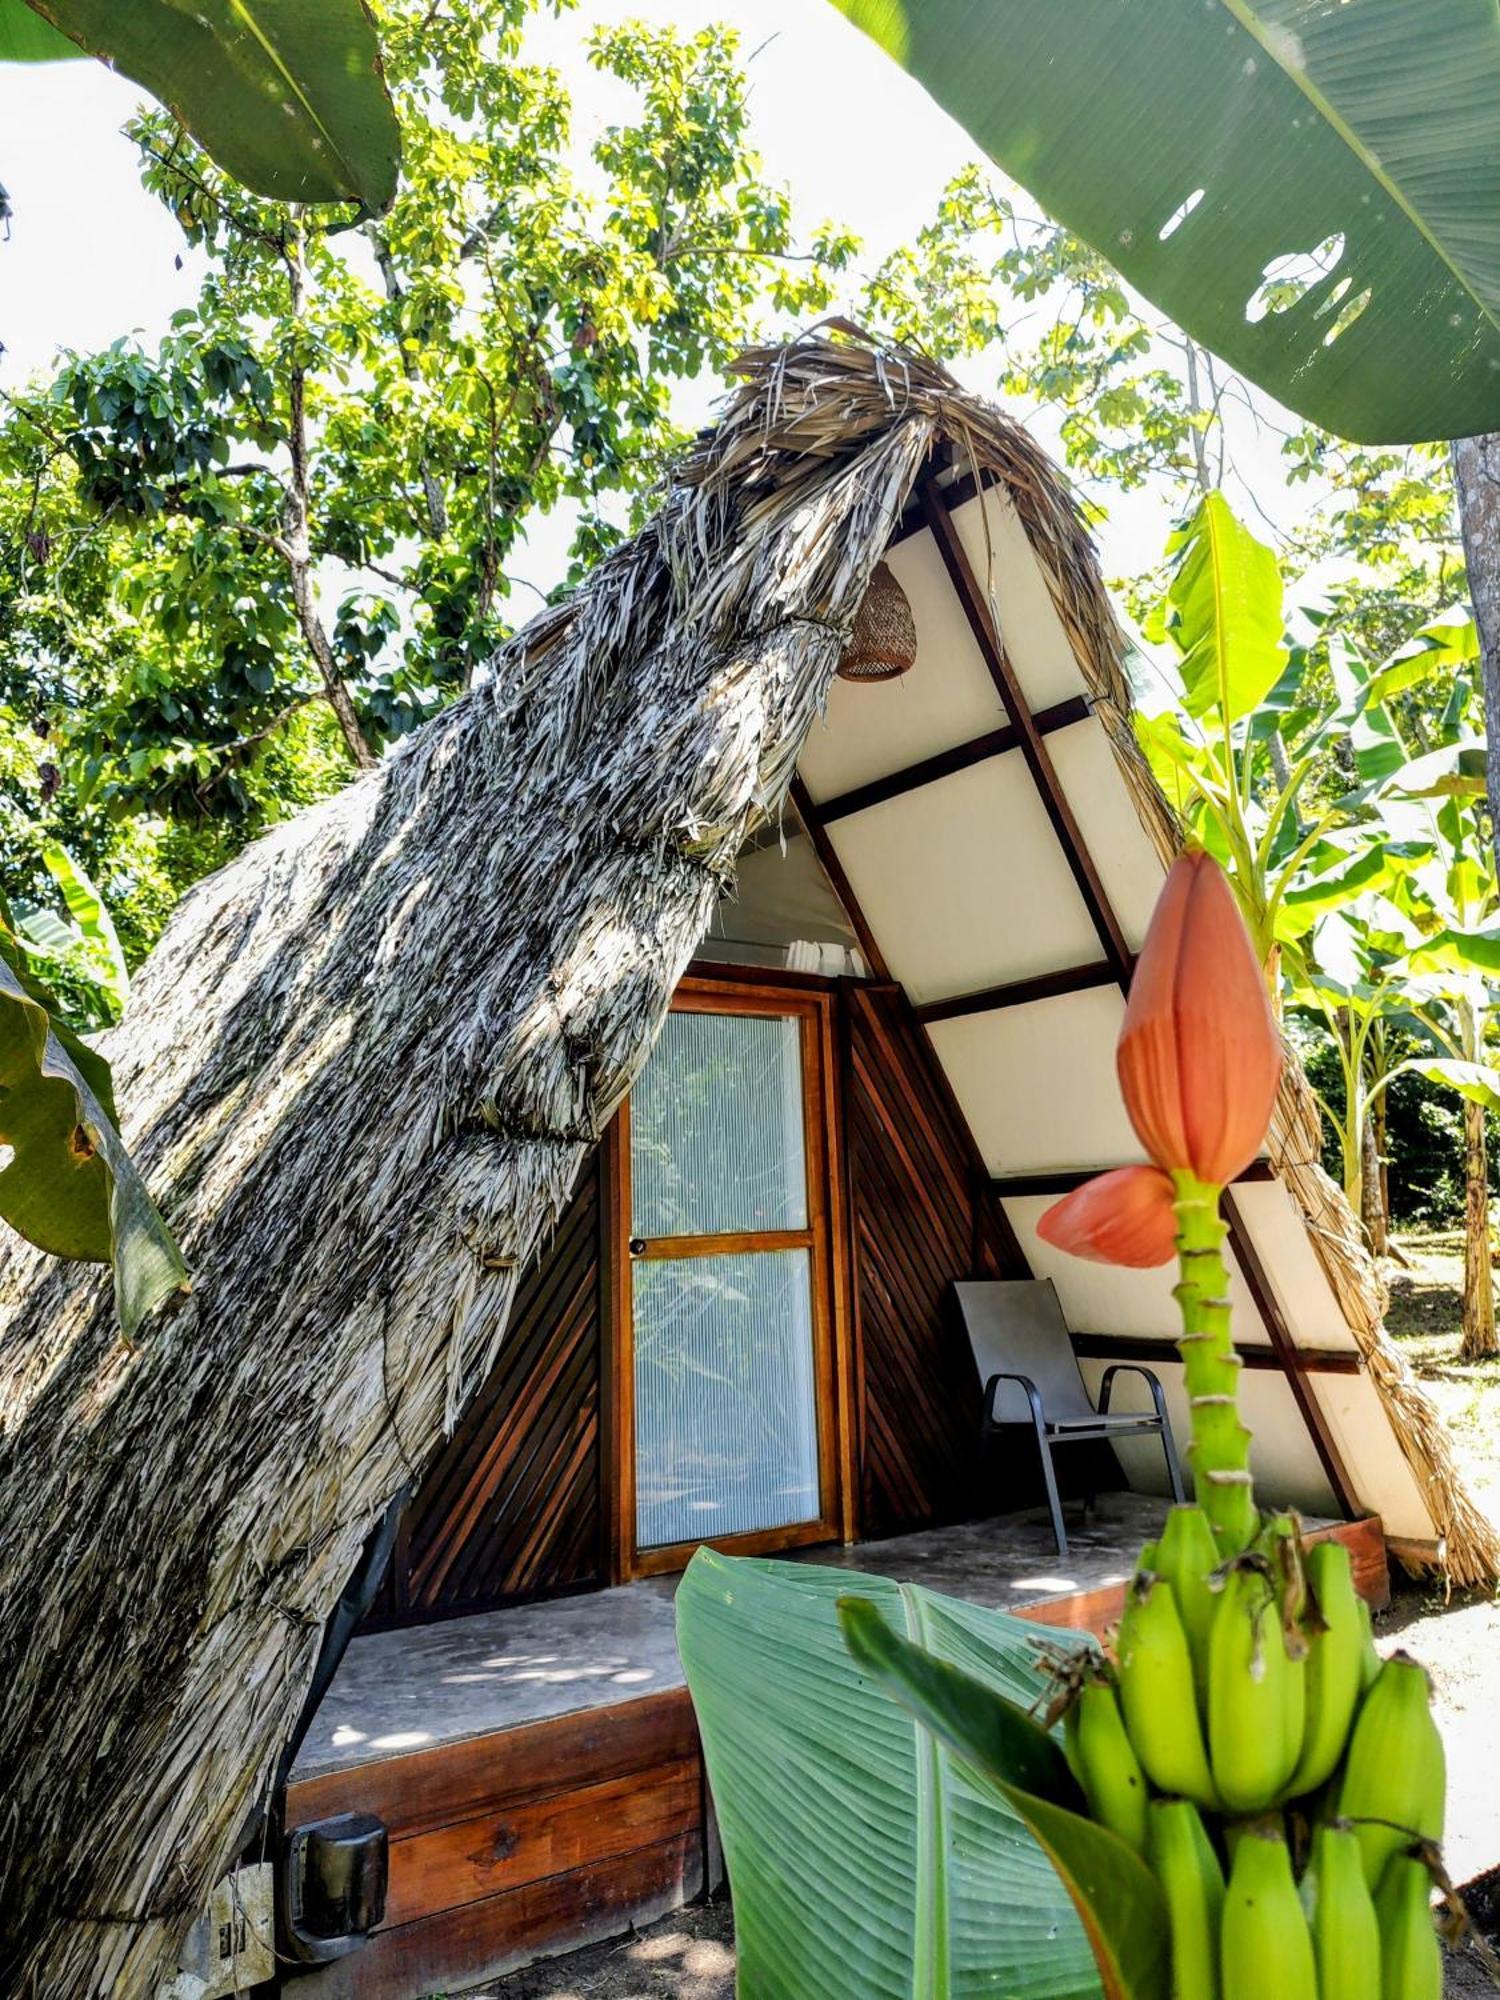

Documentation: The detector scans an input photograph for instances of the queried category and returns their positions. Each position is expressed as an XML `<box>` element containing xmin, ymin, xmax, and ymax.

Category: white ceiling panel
<box><xmin>825</xmin><ymin>759</ymin><xmax>1103</xmax><ymax>1003</ymax></box>
<box><xmin>1004</xmin><ymin>1192</ymin><xmax>1267</xmax><ymax>1340</ymax></box>
<box><xmin>1074</xmin><ymin>1360</ymin><xmax>1337</xmax><ymax>1517</ymax></box>
<box><xmin>798</xmin><ymin>526</ymin><xmax>1007</xmax><ymax>804</ymax></box>
<box><xmin>1227</xmin><ymin>1181</ymin><xmax>1362</xmax><ymax>1352</ymax></box>
<box><xmin>928</xmin><ymin>987</ymin><xmax>1136</xmax><ymax>1174</ymax></box>
<box><xmin>950</xmin><ymin>485</ymin><xmax>1092</xmax><ymax>715</ymax></box>
<box><xmin>1047</xmin><ymin>720</ymin><xmax>1166</xmax><ymax>951</ymax></box>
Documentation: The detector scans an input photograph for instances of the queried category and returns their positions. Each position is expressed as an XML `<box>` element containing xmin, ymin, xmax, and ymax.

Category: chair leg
<box><xmin>1035</xmin><ymin>1421</ymin><xmax>1069</xmax><ymax>1558</ymax></box>
<box><xmin>1160</xmin><ymin>1419</ymin><xmax>1187</xmax><ymax>1505</ymax></box>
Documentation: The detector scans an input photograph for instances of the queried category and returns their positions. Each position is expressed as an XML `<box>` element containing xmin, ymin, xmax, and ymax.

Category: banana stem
<box><xmin>1171</xmin><ymin>1170</ymin><xmax>1257</xmax><ymax>1555</ymax></box>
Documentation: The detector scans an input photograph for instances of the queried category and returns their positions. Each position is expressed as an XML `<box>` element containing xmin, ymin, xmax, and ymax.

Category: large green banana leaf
<box><xmin>0</xmin><ymin>0</ymin><xmax>398</xmax><ymax>210</ymax></box>
<box><xmin>676</xmin><ymin>1549</ymin><xmax>1102</xmax><ymax>1999</ymax></box>
<box><xmin>0</xmin><ymin>940</ymin><xmax>186</xmax><ymax>1341</ymax></box>
<box><xmin>830</xmin><ymin>0</ymin><xmax>1500</xmax><ymax>445</ymax></box>
<box><xmin>1166</xmin><ymin>492</ymin><xmax>1285</xmax><ymax>726</ymax></box>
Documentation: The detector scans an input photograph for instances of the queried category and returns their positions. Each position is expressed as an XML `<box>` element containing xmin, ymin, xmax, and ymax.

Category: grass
<box><xmin>1385</xmin><ymin>1232</ymin><xmax>1500</xmax><ymax>1527</ymax></box>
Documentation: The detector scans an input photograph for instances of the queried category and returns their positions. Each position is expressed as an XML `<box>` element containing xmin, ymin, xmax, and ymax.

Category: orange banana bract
<box><xmin>1116</xmin><ymin>849</ymin><xmax>1281</xmax><ymax>1186</ymax></box>
<box><xmin>1037</xmin><ymin>1164</ymin><xmax>1177</xmax><ymax>1268</ymax></box>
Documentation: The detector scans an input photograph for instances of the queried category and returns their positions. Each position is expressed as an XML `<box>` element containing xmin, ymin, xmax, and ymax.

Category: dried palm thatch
<box><xmin>0</xmin><ymin>327</ymin><xmax>1492</xmax><ymax>1997</ymax></box>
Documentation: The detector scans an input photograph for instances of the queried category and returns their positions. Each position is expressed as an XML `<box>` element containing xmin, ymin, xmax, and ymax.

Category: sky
<box><xmin>0</xmin><ymin>0</ymin><xmax>1310</xmax><ymax>598</ymax></box>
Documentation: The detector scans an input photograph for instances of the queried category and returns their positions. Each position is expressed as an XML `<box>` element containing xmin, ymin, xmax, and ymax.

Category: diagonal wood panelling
<box><xmin>845</xmin><ymin>983</ymin><xmax>1024</xmax><ymax>1536</ymax></box>
<box><xmin>372</xmin><ymin>1154</ymin><xmax>603</xmax><ymax>1622</ymax></box>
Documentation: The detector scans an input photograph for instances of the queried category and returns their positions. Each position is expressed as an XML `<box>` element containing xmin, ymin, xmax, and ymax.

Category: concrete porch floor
<box><xmin>293</xmin><ymin>1494</ymin><xmax>1234</xmax><ymax>1783</ymax></box>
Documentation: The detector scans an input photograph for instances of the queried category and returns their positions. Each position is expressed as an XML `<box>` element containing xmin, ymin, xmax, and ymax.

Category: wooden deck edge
<box><xmin>285</xmin><ymin>1831</ymin><xmax>704</xmax><ymax>1999</ymax></box>
<box><xmin>1013</xmin><ymin>1514</ymin><xmax>1388</xmax><ymax>1641</ymax></box>
<box><xmin>286</xmin><ymin>1685</ymin><xmax>700</xmax><ymax>1835</ymax></box>
<box><xmin>282</xmin><ymin>1691</ymin><xmax>707</xmax><ymax>2000</ymax></box>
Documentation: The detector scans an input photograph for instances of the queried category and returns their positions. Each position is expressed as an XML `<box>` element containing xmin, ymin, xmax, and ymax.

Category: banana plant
<box><xmin>1382</xmin><ymin>682</ymin><xmax>1500</xmax><ymax>1360</ymax></box>
<box><xmin>9</xmin><ymin>844</ymin><xmax>130</xmax><ymax>1029</ymax></box>
<box><xmin>1285</xmin><ymin>902</ymin><xmax>1458</xmax><ymax>1238</ymax></box>
<box><xmin>674</xmin><ymin>1551</ymin><xmax>1113</xmax><ymax>1998</ymax></box>
<box><xmin>1285</xmin><ymin>643</ymin><xmax>1500</xmax><ymax>1349</ymax></box>
<box><xmin>828</xmin><ymin>0</ymin><xmax>1500</xmax><ymax>445</ymax></box>
<box><xmin>1134</xmin><ymin>494</ymin><xmax>1426</xmax><ymax>1000</ymax></box>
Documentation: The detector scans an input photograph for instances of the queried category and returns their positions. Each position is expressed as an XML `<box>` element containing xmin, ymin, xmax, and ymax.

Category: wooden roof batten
<box><xmin>815</xmin><ymin>693</ymin><xmax>1092</xmax><ymax>825</ymax></box>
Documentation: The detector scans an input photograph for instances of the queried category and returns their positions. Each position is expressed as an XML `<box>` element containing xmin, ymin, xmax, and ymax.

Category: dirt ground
<box><xmin>455</xmin><ymin>1242</ymin><xmax>1500</xmax><ymax>1999</ymax></box>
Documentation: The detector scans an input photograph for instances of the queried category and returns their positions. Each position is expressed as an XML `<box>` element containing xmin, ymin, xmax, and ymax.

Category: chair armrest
<box><xmin>983</xmin><ymin>1370</ymin><xmax>1045</xmax><ymax>1427</ymax></box>
<box><xmin>1097</xmin><ymin>1362</ymin><xmax>1170</xmax><ymax>1422</ymax></box>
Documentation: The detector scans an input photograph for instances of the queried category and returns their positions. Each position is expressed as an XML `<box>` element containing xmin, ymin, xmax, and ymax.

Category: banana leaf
<box><xmin>839</xmin><ymin>1597</ymin><xmax>1170</xmax><ymax>2000</ymax></box>
<box><xmin>1</xmin><ymin>0</ymin><xmax>399</xmax><ymax>210</ymax></box>
<box><xmin>830</xmin><ymin>0</ymin><xmax>1500</xmax><ymax>444</ymax></box>
<box><xmin>0</xmin><ymin>936</ymin><xmax>185</xmax><ymax>1340</ymax></box>
<box><xmin>676</xmin><ymin>1548</ymin><xmax>1103</xmax><ymax>1999</ymax></box>
<box><xmin>0</xmin><ymin>0</ymin><xmax>71</xmax><ymax>58</ymax></box>
<box><xmin>1166</xmin><ymin>493</ymin><xmax>1286</xmax><ymax>725</ymax></box>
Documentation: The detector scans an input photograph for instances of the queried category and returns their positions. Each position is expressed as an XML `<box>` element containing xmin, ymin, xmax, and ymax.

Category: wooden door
<box><xmin>610</xmin><ymin>982</ymin><xmax>844</xmax><ymax>1577</ymax></box>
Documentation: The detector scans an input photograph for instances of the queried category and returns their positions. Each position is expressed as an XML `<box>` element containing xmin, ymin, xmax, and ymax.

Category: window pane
<box><xmin>630</xmin><ymin>1011</ymin><xmax>807</xmax><ymax>1237</ymax></box>
<box><xmin>633</xmin><ymin>1250</ymin><xmax>820</xmax><ymax>1549</ymax></box>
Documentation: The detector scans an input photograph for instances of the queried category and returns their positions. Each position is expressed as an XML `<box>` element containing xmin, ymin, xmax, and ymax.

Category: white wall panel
<box><xmin>798</xmin><ymin>526</ymin><xmax>1006</xmax><ymax>803</ymax></box>
<box><xmin>1076</xmin><ymin>1360</ymin><xmax>1337</xmax><ymax>1516</ymax></box>
<box><xmin>1228</xmin><ymin>1180</ymin><xmax>1363</xmax><ymax>1353</ymax></box>
<box><xmin>1047</xmin><ymin>720</ymin><xmax>1165</xmax><ymax>951</ymax></box>
<box><xmin>826</xmin><ymin>760</ymin><xmax>1101</xmax><ymax>1002</ymax></box>
<box><xmin>1313</xmin><ymin>1374</ymin><xmax>1436</xmax><ymax>1543</ymax></box>
<box><xmin>950</xmin><ymin>486</ymin><xmax>1091</xmax><ymax>713</ymax></box>
<box><xmin>928</xmin><ymin>988</ymin><xmax>1136</xmax><ymax>1172</ymax></box>
<box><xmin>1004</xmin><ymin>1192</ymin><xmax>1268</xmax><ymax>1341</ymax></box>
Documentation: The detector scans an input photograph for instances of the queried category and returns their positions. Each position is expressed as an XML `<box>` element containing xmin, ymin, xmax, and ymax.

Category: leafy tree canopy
<box><xmin>0</xmin><ymin>0</ymin><xmax>858</xmax><ymax>964</ymax></box>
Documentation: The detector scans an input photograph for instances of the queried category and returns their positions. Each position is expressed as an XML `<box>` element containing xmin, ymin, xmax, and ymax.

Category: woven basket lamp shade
<box><xmin>837</xmin><ymin>560</ymin><xmax>917</xmax><ymax>682</ymax></box>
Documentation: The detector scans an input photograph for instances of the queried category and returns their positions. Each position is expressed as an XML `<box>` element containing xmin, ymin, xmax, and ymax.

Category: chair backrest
<box><xmin>954</xmin><ymin>1279</ymin><xmax>1094</xmax><ymax>1427</ymax></box>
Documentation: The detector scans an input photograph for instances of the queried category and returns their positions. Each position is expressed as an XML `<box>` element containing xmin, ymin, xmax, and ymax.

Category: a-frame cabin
<box><xmin>271</xmin><ymin>339</ymin><xmax>1467</xmax><ymax>1998</ymax></box>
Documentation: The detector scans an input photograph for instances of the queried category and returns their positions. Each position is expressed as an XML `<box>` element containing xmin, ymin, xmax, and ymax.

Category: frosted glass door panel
<box><xmin>631</xmin><ymin>1012</ymin><xmax>807</xmax><ymax>1238</ymax></box>
<box><xmin>633</xmin><ymin>1250</ymin><xmax>820</xmax><ymax>1549</ymax></box>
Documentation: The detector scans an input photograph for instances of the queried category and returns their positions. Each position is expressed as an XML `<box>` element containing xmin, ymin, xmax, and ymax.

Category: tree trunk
<box><xmin>1361</xmin><ymin>1108</ymin><xmax>1388</xmax><ymax>1259</ymax></box>
<box><xmin>1451</xmin><ymin>434</ymin><xmax>1500</xmax><ymax>883</ymax></box>
<box><xmin>282</xmin><ymin>224</ymin><xmax>376</xmax><ymax>771</ymax></box>
<box><xmin>1461</xmin><ymin>1097</ymin><xmax>1498</xmax><ymax>1360</ymax></box>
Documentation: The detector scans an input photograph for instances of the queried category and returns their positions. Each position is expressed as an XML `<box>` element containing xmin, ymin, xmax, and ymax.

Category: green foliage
<box><xmin>831</xmin><ymin>0</ymin><xmax>1500</xmax><ymax>444</ymax></box>
<box><xmin>838</xmin><ymin>1595</ymin><xmax>1170</xmax><ymax>2000</ymax></box>
<box><xmin>3</xmin><ymin>0</ymin><xmax>399</xmax><ymax>208</ymax></box>
<box><xmin>0</xmin><ymin>921</ymin><xmax>185</xmax><ymax>1337</ymax></box>
<box><xmin>0</xmin><ymin>0</ymin><xmax>857</xmax><ymax>959</ymax></box>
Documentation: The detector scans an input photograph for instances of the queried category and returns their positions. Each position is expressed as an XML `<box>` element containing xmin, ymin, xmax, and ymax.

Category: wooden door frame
<box><xmin>603</xmin><ymin>973</ymin><xmax>855</xmax><ymax>1583</ymax></box>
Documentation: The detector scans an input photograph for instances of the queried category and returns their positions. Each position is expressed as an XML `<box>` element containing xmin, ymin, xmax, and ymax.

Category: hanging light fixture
<box><xmin>837</xmin><ymin>560</ymin><xmax>917</xmax><ymax>682</ymax></box>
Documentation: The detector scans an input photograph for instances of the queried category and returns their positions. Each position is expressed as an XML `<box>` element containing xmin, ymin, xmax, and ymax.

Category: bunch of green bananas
<box><xmin>1060</xmin><ymin>1506</ymin><xmax>1447</xmax><ymax>1999</ymax></box>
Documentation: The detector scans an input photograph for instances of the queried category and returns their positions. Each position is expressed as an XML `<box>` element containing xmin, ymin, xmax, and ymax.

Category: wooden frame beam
<box><xmin>815</xmin><ymin>695</ymin><xmax>1091</xmax><ymax>825</ymax></box>
<box><xmin>992</xmin><ymin>1161</ymin><xmax>1275</xmax><ymax>1200</ymax></box>
<box><xmin>1068</xmin><ymin>1332</ymin><xmax>1362</xmax><ymax>1377</ymax></box>
<box><xmin>918</xmin><ymin>959</ymin><xmax>1120</xmax><ymax>1025</ymax></box>
<box><xmin>918</xmin><ymin>480</ymin><xmax>1134</xmax><ymax>982</ymax></box>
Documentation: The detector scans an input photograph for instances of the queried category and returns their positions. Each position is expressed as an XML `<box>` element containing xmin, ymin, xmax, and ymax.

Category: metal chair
<box><xmin>954</xmin><ymin>1278</ymin><xmax>1185</xmax><ymax>1556</ymax></box>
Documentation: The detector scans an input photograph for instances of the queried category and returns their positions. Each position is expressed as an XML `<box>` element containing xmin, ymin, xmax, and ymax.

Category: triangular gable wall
<box><xmin>791</xmin><ymin>455</ymin><xmax>1474</xmax><ymax>1566</ymax></box>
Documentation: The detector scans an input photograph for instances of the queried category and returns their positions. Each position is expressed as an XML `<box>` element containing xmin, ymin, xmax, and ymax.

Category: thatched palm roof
<box><xmin>0</xmin><ymin>328</ymin><xmax>1493</xmax><ymax>1996</ymax></box>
